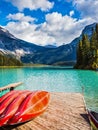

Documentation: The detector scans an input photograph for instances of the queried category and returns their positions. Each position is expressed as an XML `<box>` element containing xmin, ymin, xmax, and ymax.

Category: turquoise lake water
<box><xmin>0</xmin><ymin>67</ymin><xmax>98</xmax><ymax>111</ymax></box>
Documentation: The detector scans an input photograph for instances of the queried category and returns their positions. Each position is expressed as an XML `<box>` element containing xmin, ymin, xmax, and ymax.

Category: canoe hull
<box><xmin>0</xmin><ymin>91</ymin><xmax>31</xmax><ymax>126</ymax></box>
<box><xmin>0</xmin><ymin>91</ymin><xmax>23</xmax><ymax>115</ymax></box>
<box><xmin>0</xmin><ymin>90</ymin><xmax>50</xmax><ymax>126</ymax></box>
<box><xmin>88</xmin><ymin>110</ymin><xmax>98</xmax><ymax>130</ymax></box>
<box><xmin>9</xmin><ymin>91</ymin><xmax>50</xmax><ymax>125</ymax></box>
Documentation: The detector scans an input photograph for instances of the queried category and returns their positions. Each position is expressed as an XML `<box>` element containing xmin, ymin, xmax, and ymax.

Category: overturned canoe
<box><xmin>88</xmin><ymin>109</ymin><xmax>98</xmax><ymax>130</ymax></box>
<box><xmin>0</xmin><ymin>91</ymin><xmax>23</xmax><ymax>115</ymax></box>
<box><xmin>0</xmin><ymin>90</ymin><xmax>20</xmax><ymax>103</ymax></box>
<box><xmin>0</xmin><ymin>91</ymin><xmax>31</xmax><ymax>126</ymax></box>
<box><xmin>0</xmin><ymin>90</ymin><xmax>50</xmax><ymax>127</ymax></box>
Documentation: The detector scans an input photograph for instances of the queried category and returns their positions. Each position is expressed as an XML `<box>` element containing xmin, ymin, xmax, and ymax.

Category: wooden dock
<box><xmin>0</xmin><ymin>82</ymin><xmax>23</xmax><ymax>92</ymax></box>
<box><xmin>1</xmin><ymin>92</ymin><xmax>91</xmax><ymax>130</ymax></box>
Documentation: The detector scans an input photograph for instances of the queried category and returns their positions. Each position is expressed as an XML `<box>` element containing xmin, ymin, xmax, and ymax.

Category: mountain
<box><xmin>22</xmin><ymin>23</ymin><xmax>96</xmax><ymax>65</ymax></box>
<box><xmin>0</xmin><ymin>23</ymin><xmax>97</xmax><ymax>65</ymax></box>
<box><xmin>21</xmin><ymin>44</ymin><xmax>76</xmax><ymax>65</ymax></box>
<box><xmin>75</xmin><ymin>23</ymin><xmax>98</xmax><ymax>70</ymax></box>
<box><xmin>0</xmin><ymin>26</ymin><xmax>48</xmax><ymax>56</ymax></box>
<box><xmin>82</xmin><ymin>23</ymin><xmax>96</xmax><ymax>38</ymax></box>
<box><xmin>44</xmin><ymin>44</ymin><xmax>57</xmax><ymax>48</ymax></box>
<box><xmin>0</xmin><ymin>52</ymin><xmax>23</xmax><ymax>66</ymax></box>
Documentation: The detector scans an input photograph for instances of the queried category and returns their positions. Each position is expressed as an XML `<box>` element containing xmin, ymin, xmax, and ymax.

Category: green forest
<box><xmin>0</xmin><ymin>53</ymin><xmax>23</xmax><ymax>66</ymax></box>
<box><xmin>75</xmin><ymin>24</ymin><xmax>98</xmax><ymax>70</ymax></box>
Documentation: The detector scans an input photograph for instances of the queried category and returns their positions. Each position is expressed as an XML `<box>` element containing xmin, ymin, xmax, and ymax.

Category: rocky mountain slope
<box><xmin>0</xmin><ymin>23</ymin><xmax>97</xmax><ymax>65</ymax></box>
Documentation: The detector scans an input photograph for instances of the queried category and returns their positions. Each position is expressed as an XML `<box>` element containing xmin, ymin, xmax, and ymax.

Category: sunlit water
<box><xmin>0</xmin><ymin>67</ymin><xmax>98</xmax><ymax>111</ymax></box>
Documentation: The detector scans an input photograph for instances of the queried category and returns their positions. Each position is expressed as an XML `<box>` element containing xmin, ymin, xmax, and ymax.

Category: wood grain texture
<box><xmin>1</xmin><ymin>92</ymin><xmax>90</xmax><ymax>130</ymax></box>
<box><xmin>0</xmin><ymin>82</ymin><xmax>22</xmax><ymax>91</ymax></box>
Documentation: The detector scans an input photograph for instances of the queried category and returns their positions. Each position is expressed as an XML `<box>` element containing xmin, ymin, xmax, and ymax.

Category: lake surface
<box><xmin>0</xmin><ymin>67</ymin><xmax>98</xmax><ymax>111</ymax></box>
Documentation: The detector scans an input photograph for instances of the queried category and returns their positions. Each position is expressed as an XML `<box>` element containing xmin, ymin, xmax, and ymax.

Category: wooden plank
<box><xmin>0</xmin><ymin>82</ymin><xmax>23</xmax><ymax>91</ymax></box>
<box><xmin>1</xmin><ymin>92</ymin><xmax>90</xmax><ymax>130</ymax></box>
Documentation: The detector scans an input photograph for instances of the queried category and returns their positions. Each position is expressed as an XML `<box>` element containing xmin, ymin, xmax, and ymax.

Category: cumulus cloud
<box><xmin>7</xmin><ymin>13</ymin><xmax>36</xmax><ymax>22</ymax></box>
<box><xmin>3</xmin><ymin>0</ymin><xmax>98</xmax><ymax>46</ymax></box>
<box><xmin>6</xmin><ymin>0</ymin><xmax>54</xmax><ymax>11</ymax></box>
<box><xmin>73</xmin><ymin>0</ymin><xmax>98</xmax><ymax>21</ymax></box>
<box><xmin>5</xmin><ymin>12</ymin><xmax>95</xmax><ymax>46</ymax></box>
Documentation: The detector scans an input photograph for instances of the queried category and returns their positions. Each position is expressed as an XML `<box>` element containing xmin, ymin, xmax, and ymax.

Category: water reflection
<box><xmin>75</xmin><ymin>70</ymin><xmax>98</xmax><ymax>111</ymax></box>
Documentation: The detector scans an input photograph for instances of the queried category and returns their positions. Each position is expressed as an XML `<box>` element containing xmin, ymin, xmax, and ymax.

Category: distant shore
<box><xmin>0</xmin><ymin>64</ymin><xmax>74</xmax><ymax>69</ymax></box>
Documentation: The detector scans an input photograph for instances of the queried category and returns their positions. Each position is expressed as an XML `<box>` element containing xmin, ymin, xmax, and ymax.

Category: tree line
<box><xmin>75</xmin><ymin>24</ymin><xmax>98</xmax><ymax>70</ymax></box>
<box><xmin>0</xmin><ymin>53</ymin><xmax>23</xmax><ymax>66</ymax></box>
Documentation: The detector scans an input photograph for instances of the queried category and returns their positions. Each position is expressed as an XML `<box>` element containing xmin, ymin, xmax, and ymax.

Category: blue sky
<box><xmin>0</xmin><ymin>0</ymin><xmax>98</xmax><ymax>46</ymax></box>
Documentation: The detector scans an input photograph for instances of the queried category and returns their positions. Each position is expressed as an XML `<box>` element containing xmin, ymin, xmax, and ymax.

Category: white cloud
<box><xmin>5</xmin><ymin>12</ymin><xmax>95</xmax><ymax>46</ymax></box>
<box><xmin>73</xmin><ymin>0</ymin><xmax>98</xmax><ymax>21</ymax></box>
<box><xmin>2</xmin><ymin>0</ymin><xmax>98</xmax><ymax>46</ymax></box>
<box><xmin>6</xmin><ymin>0</ymin><xmax>54</xmax><ymax>11</ymax></box>
<box><xmin>7</xmin><ymin>13</ymin><xmax>36</xmax><ymax>22</ymax></box>
<box><xmin>69</xmin><ymin>10</ymin><xmax>74</xmax><ymax>17</ymax></box>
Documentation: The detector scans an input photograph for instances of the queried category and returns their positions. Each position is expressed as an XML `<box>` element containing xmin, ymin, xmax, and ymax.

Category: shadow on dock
<box><xmin>0</xmin><ymin>92</ymin><xmax>91</xmax><ymax>130</ymax></box>
<box><xmin>80</xmin><ymin>114</ymin><xmax>90</xmax><ymax>125</ymax></box>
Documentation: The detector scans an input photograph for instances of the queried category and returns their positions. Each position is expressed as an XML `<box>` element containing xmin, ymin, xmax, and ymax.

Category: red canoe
<box><xmin>0</xmin><ymin>90</ymin><xmax>50</xmax><ymax>126</ymax></box>
<box><xmin>0</xmin><ymin>90</ymin><xmax>20</xmax><ymax>103</ymax></box>
<box><xmin>88</xmin><ymin>109</ymin><xmax>98</xmax><ymax>130</ymax></box>
<box><xmin>0</xmin><ymin>91</ymin><xmax>24</xmax><ymax>115</ymax></box>
<box><xmin>0</xmin><ymin>91</ymin><xmax>31</xmax><ymax>126</ymax></box>
<box><xmin>8</xmin><ymin>91</ymin><xmax>50</xmax><ymax>125</ymax></box>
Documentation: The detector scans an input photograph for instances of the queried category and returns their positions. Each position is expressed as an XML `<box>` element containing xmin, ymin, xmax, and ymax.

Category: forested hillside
<box><xmin>75</xmin><ymin>24</ymin><xmax>98</xmax><ymax>70</ymax></box>
<box><xmin>0</xmin><ymin>53</ymin><xmax>23</xmax><ymax>66</ymax></box>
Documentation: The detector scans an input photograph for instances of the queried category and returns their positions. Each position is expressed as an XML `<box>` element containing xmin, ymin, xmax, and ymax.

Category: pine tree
<box><xmin>75</xmin><ymin>23</ymin><xmax>98</xmax><ymax>70</ymax></box>
<box><xmin>82</xmin><ymin>34</ymin><xmax>90</xmax><ymax>66</ymax></box>
<box><xmin>0</xmin><ymin>53</ymin><xmax>23</xmax><ymax>66</ymax></box>
<box><xmin>76</xmin><ymin>40</ymin><xmax>83</xmax><ymax>66</ymax></box>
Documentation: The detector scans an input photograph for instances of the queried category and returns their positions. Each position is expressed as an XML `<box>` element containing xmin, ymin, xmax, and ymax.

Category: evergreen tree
<box><xmin>76</xmin><ymin>40</ymin><xmax>83</xmax><ymax>66</ymax></box>
<box><xmin>75</xmin><ymin>23</ymin><xmax>98</xmax><ymax>70</ymax></box>
<box><xmin>0</xmin><ymin>53</ymin><xmax>23</xmax><ymax>66</ymax></box>
<box><xmin>82</xmin><ymin>34</ymin><xmax>90</xmax><ymax>66</ymax></box>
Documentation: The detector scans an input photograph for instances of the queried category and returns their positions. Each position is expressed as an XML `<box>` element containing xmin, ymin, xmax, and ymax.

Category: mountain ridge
<box><xmin>0</xmin><ymin>23</ymin><xmax>97</xmax><ymax>65</ymax></box>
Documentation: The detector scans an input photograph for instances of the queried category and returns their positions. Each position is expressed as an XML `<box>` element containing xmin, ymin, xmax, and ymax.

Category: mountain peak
<box><xmin>0</xmin><ymin>26</ymin><xmax>11</xmax><ymax>34</ymax></box>
<box><xmin>82</xmin><ymin>22</ymin><xmax>97</xmax><ymax>37</ymax></box>
<box><xmin>0</xmin><ymin>26</ymin><xmax>8</xmax><ymax>33</ymax></box>
<box><xmin>0</xmin><ymin>26</ymin><xmax>16</xmax><ymax>39</ymax></box>
<box><xmin>0</xmin><ymin>23</ymin><xmax>97</xmax><ymax>65</ymax></box>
